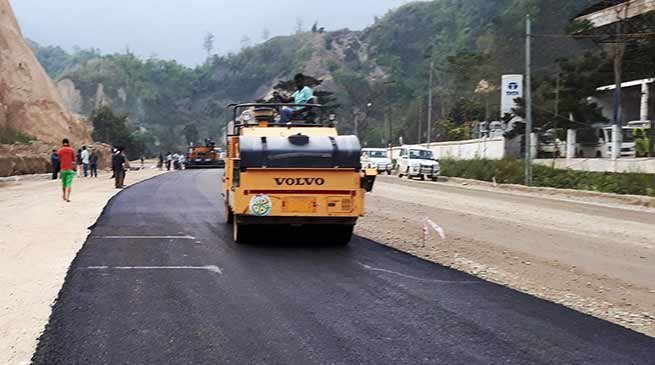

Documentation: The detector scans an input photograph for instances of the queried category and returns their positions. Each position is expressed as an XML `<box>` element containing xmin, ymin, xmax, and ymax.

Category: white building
<box><xmin>589</xmin><ymin>78</ymin><xmax>653</xmax><ymax>123</ymax></box>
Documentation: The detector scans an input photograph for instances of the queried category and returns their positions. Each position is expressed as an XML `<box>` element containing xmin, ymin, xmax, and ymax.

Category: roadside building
<box><xmin>589</xmin><ymin>78</ymin><xmax>653</xmax><ymax>123</ymax></box>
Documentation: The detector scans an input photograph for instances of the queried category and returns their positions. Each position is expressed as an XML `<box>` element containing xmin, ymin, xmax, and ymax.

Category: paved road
<box><xmin>33</xmin><ymin>170</ymin><xmax>655</xmax><ymax>364</ymax></box>
<box><xmin>361</xmin><ymin>177</ymin><xmax>655</xmax><ymax>335</ymax></box>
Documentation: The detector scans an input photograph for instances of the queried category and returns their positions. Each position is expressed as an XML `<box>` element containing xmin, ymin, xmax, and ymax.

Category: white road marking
<box><xmin>95</xmin><ymin>236</ymin><xmax>196</xmax><ymax>240</ymax></box>
<box><xmin>85</xmin><ymin>265</ymin><xmax>222</xmax><ymax>274</ymax></box>
<box><xmin>358</xmin><ymin>262</ymin><xmax>478</xmax><ymax>284</ymax></box>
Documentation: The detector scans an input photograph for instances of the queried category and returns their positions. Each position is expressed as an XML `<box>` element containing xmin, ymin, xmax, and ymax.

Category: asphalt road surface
<box><xmin>32</xmin><ymin>170</ymin><xmax>655</xmax><ymax>364</ymax></box>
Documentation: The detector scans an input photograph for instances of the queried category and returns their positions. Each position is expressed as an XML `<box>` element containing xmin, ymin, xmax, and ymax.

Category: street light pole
<box><xmin>418</xmin><ymin>96</ymin><xmax>422</xmax><ymax>144</ymax></box>
<box><xmin>384</xmin><ymin>81</ymin><xmax>395</xmax><ymax>148</ymax></box>
<box><xmin>357</xmin><ymin>102</ymin><xmax>372</xmax><ymax>140</ymax></box>
<box><xmin>553</xmin><ymin>65</ymin><xmax>560</xmax><ymax>160</ymax></box>
<box><xmin>525</xmin><ymin>14</ymin><xmax>533</xmax><ymax>186</ymax></box>
<box><xmin>427</xmin><ymin>58</ymin><xmax>434</xmax><ymax>148</ymax></box>
<box><xmin>385</xmin><ymin>87</ymin><xmax>390</xmax><ymax>147</ymax></box>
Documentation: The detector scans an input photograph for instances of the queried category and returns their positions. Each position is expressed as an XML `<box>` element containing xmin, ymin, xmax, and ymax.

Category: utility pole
<box><xmin>485</xmin><ymin>94</ymin><xmax>490</xmax><ymax>122</ymax></box>
<box><xmin>388</xmin><ymin>106</ymin><xmax>392</xmax><ymax>147</ymax></box>
<box><xmin>554</xmin><ymin>65</ymin><xmax>560</xmax><ymax>160</ymax></box>
<box><xmin>385</xmin><ymin>88</ymin><xmax>391</xmax><ymax>147</ymax></box>
<box><xmin>525</xmin><ymin>14</ymin><xmax>533</xmax><ymax>186</ymax></box>
<box><xmin>554</xmin><ymin>67</ymin><xmax>560</xmax><ymax>121</ymax></box>
<box><xmin>611</xmin><ymin>16</ymin><xmax>626</xmax><ymax>160</ymax></box>
<box><xmin>417</xmin><ymin>96</ymin><xmax>422</xmax><ymax>144</ymax></box>
<box><xmin>384</xmin><ymin>81</ymin><xmax>395</xmax><ymax>148</ymax></box>
<box><xmin>427</xmin><ymin>58</ymin><xmax>434</xmax><ymax>148</ymax></box>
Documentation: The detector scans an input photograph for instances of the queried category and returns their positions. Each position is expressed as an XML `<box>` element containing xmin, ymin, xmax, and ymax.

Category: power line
<box><xmin>532</xmin><ymin>32</ymin><xmax>655</xmax><ymax>39</ymax></box>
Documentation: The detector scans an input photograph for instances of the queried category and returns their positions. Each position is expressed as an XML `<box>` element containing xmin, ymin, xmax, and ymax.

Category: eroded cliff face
<box><xmin>0</xmin><ymin>0</ymin><xmax>90</xmax><ymax>145</ymax></box>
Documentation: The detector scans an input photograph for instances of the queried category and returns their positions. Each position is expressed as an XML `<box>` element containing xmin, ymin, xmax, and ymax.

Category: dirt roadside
<box><xmin>356</xmin><ymin>176</ymin><xmax>655</xmax><ymax>337</ymax></box>
<box><xmin>0</xmin><ymin>168</ymin><xmax>166</xmax><ymax>365</ymax></box>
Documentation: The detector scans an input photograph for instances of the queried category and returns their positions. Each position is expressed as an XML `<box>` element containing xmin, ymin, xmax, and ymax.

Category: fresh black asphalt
<box><xmin>32</xmin><ymin>170</ymin><xmax>655</xmax><ymax>364</ymax></box>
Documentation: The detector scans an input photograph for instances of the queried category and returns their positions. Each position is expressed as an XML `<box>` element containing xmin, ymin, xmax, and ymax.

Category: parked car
<box><xmin>396</xmin><ymin>145</ymin><xmax>440</xmax><ymax>181</ymax></box>
<box><xmin>361</xmin><ymin>148</ymin><xmax>392</xmax><ymax>175</ymax></box>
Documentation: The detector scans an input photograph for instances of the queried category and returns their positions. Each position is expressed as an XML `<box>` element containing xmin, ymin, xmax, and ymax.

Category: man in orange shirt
<box><xmin>57</xmin><ymin>138</ymin><xmax>76</xmax><ymax>202</ymax></box>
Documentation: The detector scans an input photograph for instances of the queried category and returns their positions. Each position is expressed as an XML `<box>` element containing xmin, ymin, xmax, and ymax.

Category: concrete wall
<box><xmin>534</xmin><ymin>158</ymin><xmax>655</xmax><ymax>174</ymax></box>
<box><xmin>390</xmin><ymin>137</ymin><xmax>510</xmax><ymax>160</ymax></box>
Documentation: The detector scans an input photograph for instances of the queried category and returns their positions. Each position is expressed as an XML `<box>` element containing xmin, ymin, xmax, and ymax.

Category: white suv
<box><xmin>361</xmin><ymin>148</ymin><xmax>392</xmax><ymax>175</ymax></box>
<box><xmin>397</xmin><ymin>146</ymin><xmax>440</xmax><ymax>181</ymax></box>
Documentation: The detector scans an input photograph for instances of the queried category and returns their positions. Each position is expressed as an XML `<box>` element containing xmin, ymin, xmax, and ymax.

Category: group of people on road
<box><xmin>51</xmin><ymin>145</ymin><xmax>99</xmax><ymax>180</ymax></box>
<box><xmin>159</xmin><ymin>152</ymin><xmax>186</xmax><ymax>171</ymax></box>
<box><xmin>52</xmin><ymin>138</ymin><xmax>133</xmax><ymax>202</ymax></box>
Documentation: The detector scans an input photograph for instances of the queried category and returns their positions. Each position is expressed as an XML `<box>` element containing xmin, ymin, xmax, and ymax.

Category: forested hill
<box><xmin>29</xmin><ymin>0</ymin><xmax>651</xmax><ymax>154</ymax></box>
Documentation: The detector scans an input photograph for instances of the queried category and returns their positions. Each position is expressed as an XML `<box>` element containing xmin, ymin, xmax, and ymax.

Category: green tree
<box><xmin>183</xmin><ymin>124</ymin><xmax>200</xmax><ymax>145</ymax></box>
<box><xmin>91</xmin><ymin>106</ymin><xmax>145</xmax><ymax>159</ymax></box>
<box><xmin>203</xmin><ymin>32</ymin><xmax>215</xmax><ymax>60</ymax></box>
<box><xmin>91</xmin><ymin>106</ymin><xmax>131</xmax><ymax>147</ymax></box>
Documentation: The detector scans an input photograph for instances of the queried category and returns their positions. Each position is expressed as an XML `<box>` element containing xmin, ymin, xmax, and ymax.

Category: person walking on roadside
<box><xmin>50</xmin><ymin>149</ymin><xmax>60</xmax><ymax>180</ymax></box>
<box><xmin>172</xmin><ymin>152</ymin><xmax>180</xmax><ymax>170</ymax></box>
<box><xmin>81</xmin><ymin>146</ymin><xmax>90</xmax><ymax>177</ymax></box>
<box><xmin>165</xmin><ymin>152</ymin><xmax>172</xmax><ymax>171</ymax></box>
<box><xmin>158</xmin><ymin>153</ymin><xmax>164</xmax><ymax>170</ymax></box>
<box><xmin>89</xmin><ymin>149</ymin><xmax>99</xmax><ymax>178</ymax></box>
<box><xmin>57</xmin><ymin>139</ymin><xmax>76</xmax><ymax>202</ymax></box>
<box><xmin>122</xmin><ymin>149</ymin><xmax>131</xmax><ymax>182</ymax></box>
<box><xmin>177</xmin><ymin>152</ymin><xmax>186</xmax><ymax>170</ymax></box>
<box><xmin>110</xmin><ymin>147</ymin><xmax>117</xmax><ymax>179</ymax></box>
<box><xmin>76</xmin><ymin>149</ymin><xmax>83</xmax><ymax>177</ymax></box>
<box><xmin>112</xmin><ymin>147</ymin><xmax>129</xmax><ymax>189</ymax></box>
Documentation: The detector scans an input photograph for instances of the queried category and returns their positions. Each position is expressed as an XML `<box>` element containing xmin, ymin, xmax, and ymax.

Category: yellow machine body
<box><xmin>222</xmin><ymin>114</ymin><xmax>376</xmax><ymax>244</ymax></box>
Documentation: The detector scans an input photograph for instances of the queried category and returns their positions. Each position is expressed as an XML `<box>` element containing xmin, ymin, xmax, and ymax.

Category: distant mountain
<box><xmin>30</xmin><ymin>0</ymin><xmax>617</xmax><ymax>152</ymax></box>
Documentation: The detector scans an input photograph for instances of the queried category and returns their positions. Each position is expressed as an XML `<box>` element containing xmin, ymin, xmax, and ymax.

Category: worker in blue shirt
<box><xmin>50</xmin><ymin>149</ymin><xmax>60</xmax><ymax>180</ymax></box>
<box><xmin>275</xmin><ymin>73</ymin><xmax>314</xmax><ymax>123</ymax></box>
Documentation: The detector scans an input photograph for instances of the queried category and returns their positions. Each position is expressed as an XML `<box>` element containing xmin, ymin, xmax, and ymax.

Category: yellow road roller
<box><xmin>222</xmin><ymin>103</ymin><xmax>376</xmax><ymax>244</ymax></box>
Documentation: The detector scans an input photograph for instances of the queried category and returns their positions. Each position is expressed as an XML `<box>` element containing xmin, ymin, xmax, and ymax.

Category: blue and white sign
<box><xmin>501</xmin><ymin>74</ymin><xmax>524</xmax><ymax>117</ymax></box>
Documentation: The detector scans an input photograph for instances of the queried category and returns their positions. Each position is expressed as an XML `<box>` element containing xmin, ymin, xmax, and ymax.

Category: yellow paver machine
<box><xmin>186</xmin><ymin>139</ymin><xmax>225</xmax><ymax>169</ymax></box>
<box><xmin>222</xmin><ymin>103</ymin><xmax>377</xmax><ymax>244</ymax></box>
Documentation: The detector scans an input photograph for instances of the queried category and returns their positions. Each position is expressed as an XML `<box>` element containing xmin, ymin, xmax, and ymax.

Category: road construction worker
<box><xmin>275</xmin><ymin>73</ymin><xmax>314</xmax><ymax>123</ymax></box>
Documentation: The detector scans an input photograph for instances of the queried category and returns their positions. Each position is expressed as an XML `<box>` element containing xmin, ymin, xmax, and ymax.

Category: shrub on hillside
<box><xmin>0</xmin><ymin>128</ymin><xmax>34</xmax><ymax>144</ymax></box>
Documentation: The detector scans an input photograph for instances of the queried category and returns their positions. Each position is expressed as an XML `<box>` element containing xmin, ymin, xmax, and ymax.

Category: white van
<box><xmin>396</xmin><ymin>145</ymin><xmax>440</xmax><ymax>181</ymax></box>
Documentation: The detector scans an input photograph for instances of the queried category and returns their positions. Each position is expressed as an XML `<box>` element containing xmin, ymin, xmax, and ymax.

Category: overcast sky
<box><xmin>11</xmin><ymin>0</ymin><xmax>411</xmax><ymax>65</ymax></box>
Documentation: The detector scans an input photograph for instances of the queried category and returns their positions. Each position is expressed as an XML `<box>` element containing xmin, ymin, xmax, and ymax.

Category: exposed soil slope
<box><xmin>0</xmin><ymin>0</ymin><xmax>90</xmax><ymax>145</ymax></box>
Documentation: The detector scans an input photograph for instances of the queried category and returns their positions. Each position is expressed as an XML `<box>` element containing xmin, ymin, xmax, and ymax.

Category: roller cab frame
<box><xmin>222</xmin><ymin>103</ymin><xmax>377</xmax><ymax>244</ymax></box>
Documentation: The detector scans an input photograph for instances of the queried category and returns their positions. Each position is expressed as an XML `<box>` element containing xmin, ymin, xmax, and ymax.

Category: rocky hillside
<box><xmin>0</xmin><ymin>0</ymin><xmax>92</xmax><ymax>176</ymax></box>
<box><xmin>0</xmin><ymin>0</ymin><xmax>90</xmax><ymax>145</ymax></box>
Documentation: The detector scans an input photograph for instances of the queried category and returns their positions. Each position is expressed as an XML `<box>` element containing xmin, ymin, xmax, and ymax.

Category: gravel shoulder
<box><xmin>356</xmin><ymin>176</ymin><xmax>655</xmax><ymax>337</ymax></box>
<box><xmin>0</xmin><ymin>167</ymin><xmax>166</xmax><ymax>365</ymax></box>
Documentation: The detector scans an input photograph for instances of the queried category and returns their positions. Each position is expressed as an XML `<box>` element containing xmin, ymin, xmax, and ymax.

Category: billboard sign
<box><xmin>501</xmin><ymin>74</ymin><xmax>524</xmax><ymax>117</ymax></box>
